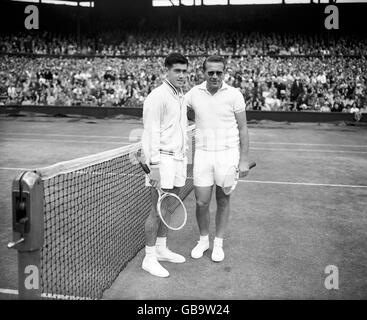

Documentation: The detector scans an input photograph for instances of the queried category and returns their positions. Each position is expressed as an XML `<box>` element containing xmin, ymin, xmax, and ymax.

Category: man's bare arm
<box><xmin>235</xmin><ymin>110</ymin><xmax>250</xmax><ymax>177</ymax></box>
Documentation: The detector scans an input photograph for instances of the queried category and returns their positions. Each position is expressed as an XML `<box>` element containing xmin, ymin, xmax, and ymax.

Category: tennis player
<box><xmin>141</xmin><ymin>53</ymin><xmax>189</xmax><ymax>277</ymax></box>
<box><xmin>185</xmin><ymin>55</ymin><xmax>250</xmax><ymax>262</ymax></box>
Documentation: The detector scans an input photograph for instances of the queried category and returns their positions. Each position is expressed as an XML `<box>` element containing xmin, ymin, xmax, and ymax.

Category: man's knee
<box><xmin>216</xmin><ymin>195</ymin><xmax>230</xmax><ymax>208</ymax></box>
<box><xmin>196</xmin><ymin>198</ymin><xmax>210</xmax><ymax>208</ymax></box>
<box><xmin>195</xmin><ymin>186</ymin><xmax>213</xmax><ymax>209</ymax></box>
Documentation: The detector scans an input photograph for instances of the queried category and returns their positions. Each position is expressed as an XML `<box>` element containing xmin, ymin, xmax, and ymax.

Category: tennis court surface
<box><xmin>0</xmin><ymin>115</ymin><xmax>366</xmax><ymax>300</ymax></box>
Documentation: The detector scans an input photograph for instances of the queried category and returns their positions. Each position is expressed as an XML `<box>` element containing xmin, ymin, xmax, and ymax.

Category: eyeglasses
<box><xmin>207</xmin><ymin>71</ymin><xmax>223</xmax><ymax>77</ymax></box>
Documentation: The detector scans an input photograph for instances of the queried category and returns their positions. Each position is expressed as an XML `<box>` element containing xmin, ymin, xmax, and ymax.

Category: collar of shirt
<box><xmin>163</xmin><ymin>79</ymin><xmax>183</xmax><ymax>98</ymax></box>
<box><xmin>198</xmin><ymin>81</ymin><xmax>229</xmax><ymax>95</ymax></box>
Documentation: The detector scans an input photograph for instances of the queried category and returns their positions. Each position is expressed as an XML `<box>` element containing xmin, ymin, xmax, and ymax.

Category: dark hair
<box><xmin>203</xmin><ymin>55</ymin><xmax>226</xmax><ymax>71</ymax></box>
<box><xmin>164</xmin><ymin>53</ymin><xmax>188</xmax><ymax>69</ymax></box>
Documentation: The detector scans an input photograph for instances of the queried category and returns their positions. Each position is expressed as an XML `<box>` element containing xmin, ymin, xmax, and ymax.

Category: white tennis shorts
<box><xmin>194</xmin><ymin>148</ymin><xmax>240</xmax><ymax>187</ymax></box>
<box><xmin>145</xmin><ymin>154</ymin><xmax>187</xmax><ymax>189</ymax></box>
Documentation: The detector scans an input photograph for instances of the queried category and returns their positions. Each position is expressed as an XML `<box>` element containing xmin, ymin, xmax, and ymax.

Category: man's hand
<box><xmin>238</xmin><ymin>160</ymin><xmax>250</xmax><ymax>178</ymax></box>
<box><xmin>149</xmin><ymin>167</ymin><xmax>161</xmax><ymax>188</ymax></box>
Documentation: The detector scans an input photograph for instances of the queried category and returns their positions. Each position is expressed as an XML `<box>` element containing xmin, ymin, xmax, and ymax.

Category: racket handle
<box><xmin>138</xmin><ymin>161</ymin><xmax>151</xmax><ymax>174</ymax></box>
<box><xmin>249</xmin><ymin>161</ymin><xmax>256</xmax><ymax>170</ymax></box>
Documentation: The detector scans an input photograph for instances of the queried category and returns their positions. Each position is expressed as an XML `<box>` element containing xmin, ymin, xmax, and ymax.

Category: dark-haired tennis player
<box><xmin>185</xmin><ymin>55</ymin><xmax>250</xmax><ymax>262</ymax></box>
<box><xmin>141</xmin><ymin>53</ymin><xmax>189</xmax><ymax>277</ymax></box>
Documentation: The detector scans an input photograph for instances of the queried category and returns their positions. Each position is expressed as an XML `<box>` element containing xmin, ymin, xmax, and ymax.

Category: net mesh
<box><xmin>36</xmin><ymin>126</ymin><xmax>195</xmax><ymax>300</ymax></box>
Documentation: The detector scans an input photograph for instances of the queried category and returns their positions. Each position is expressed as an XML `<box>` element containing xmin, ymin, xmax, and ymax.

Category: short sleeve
<box><xmin>233</xmin><ymin>89</ymin><xmax>246</xmax><ymax>114</ymax></box>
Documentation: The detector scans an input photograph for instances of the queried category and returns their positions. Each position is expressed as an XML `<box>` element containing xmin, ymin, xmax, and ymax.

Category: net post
<box><xmin>8</xmin><ymin>171</ymin><xmax>44</xmax><ymax>300</ymax></box>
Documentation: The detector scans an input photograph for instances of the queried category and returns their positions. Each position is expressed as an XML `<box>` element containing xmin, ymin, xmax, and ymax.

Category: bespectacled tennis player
<box><xmin>185</xmin><ymin>55</ymin><xmax>250</xmax><ymax>262</ymax></box>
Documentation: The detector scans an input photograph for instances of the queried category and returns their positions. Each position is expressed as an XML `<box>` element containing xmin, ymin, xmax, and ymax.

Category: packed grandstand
<box><xmin>0</xmin><ymin>30</ymin><xmax>366</xmax><ymax>115</ymax></box>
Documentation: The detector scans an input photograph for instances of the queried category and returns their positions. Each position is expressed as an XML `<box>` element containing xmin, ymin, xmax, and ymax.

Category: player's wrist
<box><xmin>239</xmin><ymin>159</ymin><xmax>249</xmax><ymax>165</ymax></box>
<box><xmin>149</xmin><ymin>162</ymin><xmax>160</xmax><ymax>169</ymax></box>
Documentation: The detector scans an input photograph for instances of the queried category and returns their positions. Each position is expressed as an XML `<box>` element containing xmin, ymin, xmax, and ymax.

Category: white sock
<box><xmin>156</xmin><ymin>237</ymin><xmax>167</xmax><ymax>248</ymax></box>
<box><xmin>145</xmin><ymin>245</ymin><xmax>156</xmax><ymax>258</ymax></box>
<box><xmin>199</xmin><ymin>235</ymin><xmax>209</xmax><ymax>243</ymax></box>
<box><xmin>214</xmin><ymin>237</ymin><xmax>223</xmax><ymax>247</ymax></box>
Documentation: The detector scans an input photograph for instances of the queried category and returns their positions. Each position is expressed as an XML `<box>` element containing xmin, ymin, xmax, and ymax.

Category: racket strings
<box><xmin>222</xmin><ymin>166</ymin><xmax>239</xmax><ymax>195</ymax></box>
<box><xmin>159</xmin><ymin>195</ymin><xmax>186</xmax><ymax>230</ymax></box>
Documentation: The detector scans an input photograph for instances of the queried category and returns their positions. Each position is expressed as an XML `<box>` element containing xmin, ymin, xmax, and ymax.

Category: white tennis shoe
<box><xmin>191</xmin><ymin>241</ymin><xmax>210</xmax><ymax>259</ymax></box>
<box><xmin>211</xmin><ymin>245</ymin><xmax>225</xmax><ymax>262</ymax></box>
<box><xmin>142</xmin><ymin>256</ymin><xmax>169</xmax><ymax>278</ymax></box>
<box><xmin>156</xmin><ymin>247</ymin><xmax>186</xmax><ymax>263</ymax></box>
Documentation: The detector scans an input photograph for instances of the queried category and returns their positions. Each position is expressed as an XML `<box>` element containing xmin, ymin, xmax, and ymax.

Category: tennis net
<box><xmin>26</xmin><ymin>125</ymin><xmax>195</xmax><ymax>300</ymax></box>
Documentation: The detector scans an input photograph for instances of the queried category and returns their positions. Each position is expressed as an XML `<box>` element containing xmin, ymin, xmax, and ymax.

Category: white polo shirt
<box><xmin>185</xmin><ymin>81</ymin><xmax>246</xmax><ymax>151</ymax></box>
<box><xmin>142</xmin><ymin>80</ymin><xmax>187</xmax><ymax>166</ymax></box>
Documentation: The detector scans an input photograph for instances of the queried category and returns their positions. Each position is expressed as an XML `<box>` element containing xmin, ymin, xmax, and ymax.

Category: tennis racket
<box><xmin>136</xmin><ymin>157</ymin><xmax>187</xmax><ymax>231</ymax></box>
<box><xmin>222</xmin><ymin>161</ymin><xmax>256</xmax><ymax>195</ymax></box>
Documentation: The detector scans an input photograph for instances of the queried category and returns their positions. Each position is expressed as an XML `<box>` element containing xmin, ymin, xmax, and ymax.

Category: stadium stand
<box><xmin>0</xmin><ymin>1</ymin><xmax>366</xmax><ymax>115</ymax></box>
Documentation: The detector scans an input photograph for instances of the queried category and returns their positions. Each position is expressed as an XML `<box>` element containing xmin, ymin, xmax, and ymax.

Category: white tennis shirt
<box><xmin>142</xmin><ymin>80</ymin><xmax>188</xmax><ymax>166</ymax></box>
<box><xmin>185</xmin><ymin>81</ymin><xmax>246</xmax><ymax>151</ymax></box>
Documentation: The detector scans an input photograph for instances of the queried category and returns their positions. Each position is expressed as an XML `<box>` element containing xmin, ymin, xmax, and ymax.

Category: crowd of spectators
<box><xmin>0</xmin><ymin>56</ymin><xmax>155</xmax><ymax>108</ymax></box>
<box><xmin>1</xmin><ymin>31</ymin><xmax>367</xmax><ymax>56</ymax></box>
<box><xmin>225</xmin><ymin>56</ymin><xmax>367</xmax><ymax>115</ymax></box>
<box><xmin>1</xmin><ymin>54</ymin><xmax>366</xmax><ymax>115</ymax></box>
<box><xmin>0</xmin><ymin>31</ymin><xmax>366</xmax><ymax>115</ymax></box>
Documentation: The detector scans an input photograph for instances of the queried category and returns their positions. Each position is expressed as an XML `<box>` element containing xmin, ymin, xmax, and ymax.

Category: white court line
<box><xmin>1</xmin><ymin>137</ymin><xmax>367</xmax><ymax>153</ymax></box>
<box><xmin>0</xmin><ymin>167</ymin><xmax>31</xmax><ymax>171</ymax></box>
<box><xmin>1</xmin><ymin>167</ymin><xmax>366</xmax><ymax>189</ymax></box>
<box><xmin>252</xmin><ymin>142</ymin><xmax>367</xmax><ymax>148</ymax></box>
<box><xmin>239</xmin><ymin>180</ymin><xmax>367</xmax><ymax>189</ymax></box>
<box><xmin>0</xmin><ymin>288</ymin><xmax>93</xmax><ymax>300</ymax></box>
<box><xmin>0</xmin><ymin>132</ymin><xmax>135</xmax><ymax>139</ymax></box>
<box><xmin>251</xmin><ymin>147</ymin><xmax>367</xmax><ymax>154</ymax></box>
<box><xmin>0</xmin><ymin>137</ymin><xmax>131</xmax><ymax>145</ymax></box>
<box><xmin>1</xmin><ymin>132</ymin><xmax>367</xmax><ymax>148</ymax></box>
<box><xmin>0</xmin><ymin>288</ymin><xmax>18</xmax><ymax>295</ymax></box>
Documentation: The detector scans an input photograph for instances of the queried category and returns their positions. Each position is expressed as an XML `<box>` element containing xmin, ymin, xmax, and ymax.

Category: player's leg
<box><xmin>191</xmin><ymin>150</ymin><xmax>214</xmax><ymax>259</ymax></box>
<box><xmin>195</xmin><ymin>186</ymin><xmax>213</xmax><ymax>237</ymax></box>
<box><xmin>156</xmin><ymin>186</ymin><xmax>180</xmax><ymax>238</ymax></box>
<box><xmin>211</xmin><ymin>186</ymin><xmax>230</xmax><ymax>262</ymax></box>
<box><xmin>211</xmin><ymin>148</ymin><xmax>240</xmax><ymax>262</ymax></box>
<box><xmin>144</xmin><ymin>187</ymin><xmax>160</xmax><ymax>247</ymax></box>
<box><xmin>142</xmin><ymin>187</ymin><xmax>170</xmax><ymax>277</ymax></box>
<box><xmin>191</xmin><ymin>185</ymin><xmax>213</xmax><ymax>259</ymax></box>
<box><xmin>154</xmin><ymin>154</ymin><xmax>175</xmax><ymax>239</ymax></box>
<box><xmin>156</xmin><ymin>156</ymin><xmax>186</xmax><ymax>263</ymax></box>
<box><xmin>215</xmin><ymin>185</ymin><xmax>231</xmax><ymax>240</ymax></box>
